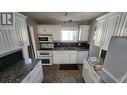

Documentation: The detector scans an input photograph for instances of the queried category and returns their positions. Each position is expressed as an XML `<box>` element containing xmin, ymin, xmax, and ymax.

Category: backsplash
<box><xmin>0</xmin><ymin>50</ymin><xmax>23</xmax><ymax>71</ymax></box>
<box><xmin>54</xmin><ymin>42</ymin><xmax>89</xmax><ymax>49</ymax></box>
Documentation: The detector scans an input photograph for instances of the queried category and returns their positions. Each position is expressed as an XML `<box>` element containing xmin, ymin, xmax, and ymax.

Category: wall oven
<box><xmin>39</xmin><ymin>43</ymin><xmax>54</xmax><ymax>50</ymax></box>
<box><xmin>38</xmin><ymin>34</ymin><xmax>53</xmax><ymax>42</ymax></box>
<box><xmin>37</xmin><ymin>50</ymin><xmax>53</xmax><ymax>65</ymax></box>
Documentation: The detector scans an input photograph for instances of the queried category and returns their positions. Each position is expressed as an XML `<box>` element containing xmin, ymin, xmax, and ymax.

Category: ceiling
<box><xmin>22</xmin><ymin>12</ymin><xmax>106</xmax><ymax>24</ymax></box>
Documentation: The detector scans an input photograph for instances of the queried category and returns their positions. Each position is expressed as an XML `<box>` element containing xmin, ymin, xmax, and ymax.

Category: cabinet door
<box><xmin>69</xmin><ymin>51</ymin><xmax>77</xmax><ymax>64</ymax></box>
<box><xmin>94</xmin><ymin>19</ymin><xmax>106</xmax><ymax>47</ymax></box>
<box><xmin>120</xmin><ymin>13</ymin><xmax>127</xmax><ymax>36</ymax></box>
<box><xmin>37</xmin><ymin>25</ymin><xmax>53</xmax><ymax>34</ymax></box>
<box><xmin>15</xmin><ymin>14</ymin><xmax>29</xmax><ymax>47</ymax></box>
<box><xmin>5</xmin><ymin>29</ymin><xmax>20</xmax><ymax>50</ymax></box>
<box><xmin>0</xmin><ymin>29</ymin><xmax>9</xmax><ymax>55</ymax></box>
<box><xmin>53</xmin><ymin>51</ymin><xmax>69</xmax><ymax>64</ymax></box>
<box><xmin>52</xmin><ymin>25</ymin><xmax>61</xmax><ymax>41</ymax></box>
<box><xmin>77</xmin><ymin>51</ymin><xmax>88</xmax><ymax>64</ymax></box>
<box><xmin>103</xmin><ymin>13</ymin><xmax>122</xmax><ymax>50</ymax></box>
<box><xmin>79</xmin><ymin>25</ymin><xmax>89</xmax><ymax>41</ymax></box>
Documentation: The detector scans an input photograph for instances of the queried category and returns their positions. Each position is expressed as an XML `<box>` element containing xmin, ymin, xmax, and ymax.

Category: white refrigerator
<box><xmin>100</xmin><ymin>37</ymin><xmax>127</xmax><ymax>83</ymax></box>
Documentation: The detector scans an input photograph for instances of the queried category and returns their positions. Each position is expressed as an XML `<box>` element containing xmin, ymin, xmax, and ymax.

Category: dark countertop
<box><xmin>0</xmin><ymin>59</ymin><xmax>40</xmax><ymax>83</ymax></box>
<box><xmin>53</xmin><ymin>47</ymin><xmax>89</xmax><ymax>51</ymax></box>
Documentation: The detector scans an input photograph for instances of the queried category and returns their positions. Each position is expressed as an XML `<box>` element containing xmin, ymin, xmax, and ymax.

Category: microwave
<box><xmin>38</xmin><ymin>34</ymin><xmax>53</xmax><ymax>42</ymax></box>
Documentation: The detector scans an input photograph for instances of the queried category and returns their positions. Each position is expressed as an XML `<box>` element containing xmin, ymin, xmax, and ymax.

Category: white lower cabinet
<box><xmin>77</xmin><ymin>51</ymin><xmax>88</xmax><ymax>64</ymax></box>
<box><xmin>82</xmin><ymin>61</ymin><xmax>100</xmax><ymax>83</ymax></box>
<box><xmin>22</xmin><ymin>60</ymin><xmax>43</xmax><ymax>83</ymax></box>
<box><xmin>53</xmin><ymin>51</ymin><xmax>77</xmax><ymax>64</ymax></box>
<box><xmin>53</xmin><ymin>50</ymin><xmax>88</xmax><ymax>64</ymax></box>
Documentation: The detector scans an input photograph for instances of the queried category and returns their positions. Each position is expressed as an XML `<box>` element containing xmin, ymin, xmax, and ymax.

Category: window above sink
<box><xmin>61</xmin><ymin>27</ymin><xmax>78</xmax><ymax>42</ymax></box>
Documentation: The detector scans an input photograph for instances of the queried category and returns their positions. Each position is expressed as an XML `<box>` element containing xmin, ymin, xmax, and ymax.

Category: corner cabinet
<box><xmin>0</xmin><ymin>13</ymin><xmax>29</xmax><ymax>57</ymax></box>
<box><xmin>79</xmin><ymin>25</ymin><xmax>90</xmax><ymax>41</ymax></box>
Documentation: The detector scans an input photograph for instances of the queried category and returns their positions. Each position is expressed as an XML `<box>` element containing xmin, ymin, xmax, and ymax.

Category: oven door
<box><xmin>39</xmin><ymin>57</ymin><xmax>52</xmax><ymax>65</ymax></box>
<box><xmin>37</xmin><ymin>50</ymin><xmax>52</xmax><ymax>57</ymax></box>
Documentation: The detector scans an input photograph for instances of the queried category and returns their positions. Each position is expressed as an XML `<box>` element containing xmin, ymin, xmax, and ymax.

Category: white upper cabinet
<box><xmin>0</xmin><ymin>12</ymin><xmax>29</xmax><ymax>56</ymax></box>
<box><xmin>37</xmin><ymin>25</ymin><xmax>53</xmax><ymax>34</ymax></box>
<box><xmin>94</xmin><ymin>12</ymin><xmax>122</xmax><ymax>50</ymax></box>
<box><xmin>15</xmin><ymin>13</ymin><xmax>29</xmax><ymax>47</ymax></box>
<box><xmin>102</xmin><ymin>13</ymin><xmax>122</xmax><ymax>50</ymax></box>
<box><xmin>79</xmin><ymin>25</ymin><xmax>90</xmax><ymax>41</ymax></box>
<box><xmin>119</xmin><ymin>13</ymin><xmax>127</xmax><ymax>36</ymax></box>
<box><xmin>4</xmin><ymin>29</ymin><xmax>20</xmax><ymax>51</ymax></box>
<box><xmin>37</xmin><ymin>25</ymin><xmax>61</xmax><ymax>41</ymax></box>
<box><xmin>52</xmin><ymin>25</ymin><xmax>61</xmax><ymax>41</ymax></box>
<box><xmin>94</xmin><ymin>19</ymin><xmax>107</xmax><ymax>47</ymax></box>
<box><xmin>0</xmin><ymin>29</ymin><xmax>9</xmax><ymax>55</ymax></box>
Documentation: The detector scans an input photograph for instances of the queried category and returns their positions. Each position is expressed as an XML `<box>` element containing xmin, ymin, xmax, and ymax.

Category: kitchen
<box><xmin>0</xmin><ymin>12</ymin><xmax>127</xmax><ymax>83</ymax></box>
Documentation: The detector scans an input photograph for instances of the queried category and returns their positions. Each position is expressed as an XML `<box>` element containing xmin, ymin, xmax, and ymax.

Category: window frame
<box><xmin>60</xmin><ymin>27</ymin><xmax>79</xmax><ymax>42</ymax></box>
